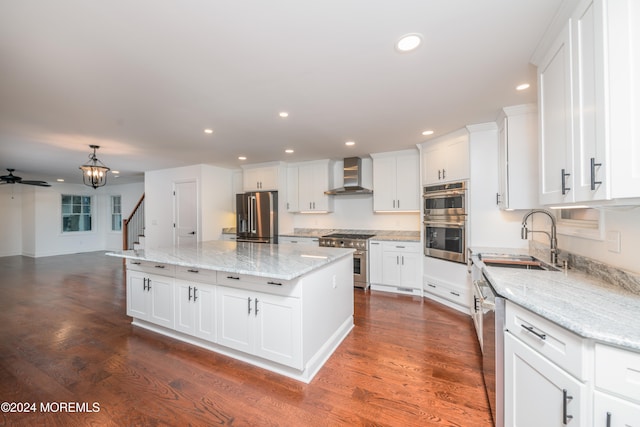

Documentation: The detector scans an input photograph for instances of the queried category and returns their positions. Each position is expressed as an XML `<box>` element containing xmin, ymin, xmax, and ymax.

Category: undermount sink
<box><xmin>479</xmin><ymin>254</ymin><xmax>560</xmax><ymax>272</ymax></box>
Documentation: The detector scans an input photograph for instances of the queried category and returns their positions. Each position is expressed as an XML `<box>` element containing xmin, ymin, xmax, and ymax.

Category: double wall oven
<box><xmin>423</xmin><ymin>181</ymin><xmax>467</xmax><ymax>263</ymax></box>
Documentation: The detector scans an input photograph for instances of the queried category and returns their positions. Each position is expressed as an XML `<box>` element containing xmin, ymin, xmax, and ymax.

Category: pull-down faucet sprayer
<box><xmin>521</xmin><ymin>209</ymin><xmax>558</xmax><ymax>266</ymax></box>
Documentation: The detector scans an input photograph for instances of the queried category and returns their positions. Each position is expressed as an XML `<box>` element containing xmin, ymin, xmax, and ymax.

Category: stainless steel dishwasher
<box><xmin>474</xmin><ymin>273</ymin><xmax>505</xmax><ymax>427</ymax></box>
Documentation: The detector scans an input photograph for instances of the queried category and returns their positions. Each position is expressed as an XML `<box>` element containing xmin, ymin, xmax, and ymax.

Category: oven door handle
<box><xmin>423</xmin><ymin>220</ymin><xmax>466</xmax><ymax>227</ymax></box>
<box><xmin>423</xmin><ymin>190</ymin><xmax>464</xmax><ymax>198</ymax></box>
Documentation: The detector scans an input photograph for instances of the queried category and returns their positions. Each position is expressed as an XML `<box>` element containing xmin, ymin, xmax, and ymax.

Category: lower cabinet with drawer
<box><xmin>423</xmin><ymin>256</ymin><xmax>470</xmax><ymax>313</ymax></box>
<box><xmin>127</xmin><ymin>261</ymin><xmax>175</xmax><ymax>329</ymax></box>
<box><xmin>369</xmin><ymin>240</ymin><xmax>422</xmax><ymax>296</ymax></box>
<box><xmin>593</xmin><ymin>344</ymin><xmax>640</xmax><ymax>426</ymax></box>
<box><xmin>504</xmin><ymin>301</ymin><xmax>589</xmax><ymax>426</ymax></box>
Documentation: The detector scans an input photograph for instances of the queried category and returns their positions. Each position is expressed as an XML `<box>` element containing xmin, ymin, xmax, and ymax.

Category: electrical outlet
<box><xmin>606</xmin><ymin>231</ymin><xmax>621</xmax><ymax>253</ymax></box>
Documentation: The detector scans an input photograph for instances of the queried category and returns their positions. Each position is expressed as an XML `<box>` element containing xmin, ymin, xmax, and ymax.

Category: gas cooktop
<box><xmin>321</xmin><ymin>233</ymin><xmax>376</xmax><ymax>240</ymax></box>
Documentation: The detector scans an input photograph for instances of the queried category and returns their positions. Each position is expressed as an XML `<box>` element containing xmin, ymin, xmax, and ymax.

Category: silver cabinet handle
<box><xmin>606</xmin><ymin>411</ymin><xmax>611</xmax><ymax>427</ymax></box>
<box><xmin>254</xmin><ymin>298</ymin><xmax>258</xmax><ymax>316</ymax></box>
<box><xmin>193</xmin><ymin>287</ymin><xmax>198</xmax><ymax>302</ymax></box>
<box><xmin>521</xmin><ymin>324</ymin><xmax>547</xmax><ymax>340</ymax></box>
<box><xmin>562</xmin><ymin>389</ymin><xmax>573</xmax><ymax>425</ymax></box>
<box><xmin>590</xmin><ymin>157</ymin><xmax>602</xmax><ymax>190</ymax></box>
<box><xmin>247</xmin><ymin>297</ymin><xmax>252</xmax><ymax>315</ymax></box>
<box><xmin>188</xmin><ymin>286</ymin><xmax>192</xmax><ymax>301</ymax></box>
<box><xmin>561</xmin><ymin>169</ymin><xmax>571</xmax><ymax>195</ymax></box>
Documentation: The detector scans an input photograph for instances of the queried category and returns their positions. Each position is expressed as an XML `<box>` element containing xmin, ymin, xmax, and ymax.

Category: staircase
<box><xmin>123</xmin><ymin>193</ymin><xmax>145</xmax><ymax>251</ymax></box>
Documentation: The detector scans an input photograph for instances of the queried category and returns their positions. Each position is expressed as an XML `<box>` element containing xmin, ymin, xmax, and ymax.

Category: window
<box><xmin>111</xmin><ymin>195</ymin><xmax>122</xmax><ymax>231</ymax></box>
<box><xmin>61</xmin><ymin>195</ymin><xmax>92</xmax><ymax>232</ymax></box>
<box><xmin>556</xmin><ymin>207</ymin><xmax>603</xmax><ymax>240</ymax></box>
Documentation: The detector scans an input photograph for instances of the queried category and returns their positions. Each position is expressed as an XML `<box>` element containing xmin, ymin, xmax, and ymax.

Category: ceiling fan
<box><xmin>0</xmin><ymin>169</ymin><xmax>51</xmax><ymax>187</ymax></box>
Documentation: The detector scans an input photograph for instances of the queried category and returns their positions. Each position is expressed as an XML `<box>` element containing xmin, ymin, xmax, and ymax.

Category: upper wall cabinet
<box><xmin>496</xmin><ymin>104</ymin><xmax>538</xmax><ymax>210</ymax></box>
<box><xmin>420</xmin><ymin>129</ymin><xmax>469</xmax><ymax>185</ymax></box>
<box><xmin>241</xmin><ymin>164</ymin><xmax>279</xmax><ymax>192</ymax></box>
<box><xmin>371</xmin><ymin>149</ymin><xmax>420</xmax><ymax>212</ymax></box>
<box><xmin>288</xmin><ymin>159</ymin><xmax>333</xmax><ymax>213</ymax></box>
<box><xmin>535</xmin><ymin>0</ymin><xmax>640</xmax><ymax>205</ymax></box>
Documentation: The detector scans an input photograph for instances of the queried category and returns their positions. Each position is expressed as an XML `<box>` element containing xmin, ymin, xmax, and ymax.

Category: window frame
<box><xmin>61</xmin><ymin>194</ymin><xmax>94</xmax><ymax>233</ymax></box>
<box><xmin>110</xmin><ymin>195</ymin><xmax>122</xmax><ymax>232</ymax></box>
<box><xmin>556</xmin><ymin>207</ymin><xmax>604</xmax><ymax>241</ymax></box>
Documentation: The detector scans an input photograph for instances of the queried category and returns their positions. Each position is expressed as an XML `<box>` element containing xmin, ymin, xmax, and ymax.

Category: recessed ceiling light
<box><xmin>238</xmin><ymin>156</ymin><xmax>247</xmax><ymax>160</ymax></box>
<box><xmin>421</xmin><ymin>130</ymin><xmax>434</xmax><ymax>136</ymax></box>
<box><xmin>111</xmin><ymin>170</ymin><xmax>120</xmax><ymax>174</ymax></box>
<box><xmin>57</xmin><ymin>178</ymin><xmax>64</xmax><ymax>182</ymax></box>
<box><xmin>279</xmin><ymin>112</ymin><xmax>289</xmax><ymax>118</ymax></box>
<box><xmin>204</xmin><ymin>128</ymin><xmax>213</xmax><ymax>134</ymax></box>
<box><xmin>285</xmin><ymin>149</ymin><xmax>294</xmax><ymax>154</ymax></box>
<box><xmin>345</xmin><ymin>141</ymin><xmax>355</xmax><ymax>146</ymax></box>
<box><xmin>396</xmin><ymin>33</ymin><xmax>422</xmax><ymax>52</ymax></box>
<box><xmin>516</xmin><ymin>83</ymin><xmax>530</xmax><ymax>91</ymax></box>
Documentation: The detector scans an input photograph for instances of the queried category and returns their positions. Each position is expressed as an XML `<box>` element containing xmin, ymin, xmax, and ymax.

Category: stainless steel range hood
<box><xmin>324</xmin><ymin>157</ymin><xmax>373</xmax><ymax>195</ymax></box>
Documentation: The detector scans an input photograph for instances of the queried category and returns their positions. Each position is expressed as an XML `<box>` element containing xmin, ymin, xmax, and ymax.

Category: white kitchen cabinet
<box><xmin>296</xmin><ymin>160</ymin><xmax>333</xmax><ymax>213</ymax></box>
<box><xmin>368</xmin><ymin>240</ymin><xmax>383</xmax><ymax>285</ymax></box>
<box><xmin>127</xmin><ymin>264</ymin><xmax>175</xmax><ymax>329</ymax></box>
<box><xmin>593</xmin><ymin>343</ymin><xmax>640</xmax><ymax>426</ymax></box>
<box><xmin>286</xmin><ymin>166</ymin><xmax>299</xmax><ymax>212</ymax></box>
<box><xmin>538</xmin><ymin>21</ymin><xmax>574</xmax><ymax>205</ymax></box>
<box><xmin>496</xmin><ymin>104</ymin><xmax>538</xmax><ymax>210</ymax></box>
<box><xmin>216</xmin><ymin>285</ymin><xmax>302</xmax><ymax>369</ymax></box>
<box><xmin>504</xmin><ymin>332</ymin><xmax>587</xmax><ymax>426</ymax></box>
<box><xmin>371</xmin><ymin>150</ymin><xmax>420</xmax><ymax>212</ymax></box>
<box><xmin>242</xmin><ymin>164</ymin><xmax>279</xmax><ymax>192</ymax></box>
<box><xmin>279</xmin><ymin>236</ymin><xmax>319</xmax><ymax>245</ymax></box>
<box><xmin>174</xmin><ymin>279</ymin><xmax>216</xmax><ymax>342</ymax></box>
<box><xmin>381</xmin><ymin>242</ymin><xmax>421</xmax><ymax>290</ymax></box>
<box><xmin>423</xmin><ymin>256</ymin><xmax>470</xmax><ymax>312</ymax></box>
<box><xmin>536</xmin><ymin>0</ymin><xmax>640</xmax><ymax>205</ymax></box>
<box><xmin>421</xmin><ymin>129</ymin><xmax>469</xmax><ymax>185</ymax></box>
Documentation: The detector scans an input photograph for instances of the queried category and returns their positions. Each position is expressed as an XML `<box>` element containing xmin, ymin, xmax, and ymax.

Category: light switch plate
<box><xmin>606</xmin><ymin>230</ymin><xmax>621</xmax><ymax>253</ymax></box>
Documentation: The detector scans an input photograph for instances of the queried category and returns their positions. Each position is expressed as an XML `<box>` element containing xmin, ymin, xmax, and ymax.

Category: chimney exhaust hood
<box><xmin>324</xmin><ymin>157</ymin><xmax>373</xmax><ymax>195</ymax></box>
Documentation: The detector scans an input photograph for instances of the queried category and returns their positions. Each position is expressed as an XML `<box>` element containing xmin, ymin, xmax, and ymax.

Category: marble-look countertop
<box><xmin>471</xmin><ymin>247</ymin><xmax>640</xmax><ymax>351</ymax></box>
<box><xmin>222</xmin><ymin>228</ymin><xmax>420</xmax><ymax>242</ymax></box>
<box><xmin>107</xmin><ymin>240</ymin><xmax>354</xmax><ymax>281</ymax></box>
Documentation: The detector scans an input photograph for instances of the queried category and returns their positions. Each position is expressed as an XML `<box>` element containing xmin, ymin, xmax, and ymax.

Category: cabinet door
<box><xmin>368</xmin><ymin>241</ymin><xmax>383</xmax><ymax>284</ymax></box>
<box><xmin>254</xmin><ymin>294</ymin><xmax>302</xmax><ymax>369</ymax></box>
<box><xmin>399</xmin><ymin>251</ymin><xmax>421</xmax><ymax>289</ymax></box>
<box><xmin>216</xmin><ymin>286</ymin><xmax>253</xmax><ymax>354</ymax></box>
<box><xmin>193</xmin><ymin>284</ymin><xmax>216</xmax><ymax>342</ymax></box>
<box><xmin>243</xmin><ymin>167</ymin><xmax>278</xmax><ymax>191</ymax></box>
<box><xmin>539</xmin><ymin>22</ymin><xmax>575</xmax><ymax>205</ymax></box>
<box><xmin>174</xmin><ymin>280</ymin><xmax>195</xmax><ymax>335</ymax></box>
<box><xmin>497</xmin><ymin>116</ymin><xmax>509</xmax><ymax>209</ymax></box>
<box><xmin>395</xmin><ymin>153</ymin><xmax>419</xmax><ymax>210</ymax></box>
<box><xmin>572</xmin><ymin>0</ymin><xmax>608</xmax><ymax>202</ymax></box>
<box><xmin>372</xmin><ymin>156</ymin><xmax>397</xmax><ymax>211</ymax></box>
<box><xmin>381</xmin><ymin>251</ymin><xmax>401</xmax><ymax>286</ymax></box>
<box><xmin>444</xmin><ymin>135</ymin><xmax>470</xmax><ymax>182</ymax></box>
<box><xmin>505</xmin><ymin>333</ymin><xmax>586</xmax><ymax>426</ymax></box>
<box><xmin>286</xmin><ymin>166</ymin><xmax>299</xmax><ymax>212</ymax></box>
<box><xmin>593</xmin><ymin>391</ymin><xmax>640</xmax><ymax>427</ymax></box>
<box><xmin>127</xmin><ymin>270</ymin><xmax>148</xmax><ymax>319</ymax></box>
<box><xmin>422</xmin><ymin>143</ymin><xmax>446</xmax><ymax>185</ymax></box>
<box><xmin>148</xmin><ymin>274</ymin><xmax>174</xmax><ymax>329</ymax></box>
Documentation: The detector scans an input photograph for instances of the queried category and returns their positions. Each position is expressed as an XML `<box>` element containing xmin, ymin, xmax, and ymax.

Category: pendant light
<box><xmin>79</xmin><ymin>145</ymin><xmax>110</xmax><ymax>189</ymax></box>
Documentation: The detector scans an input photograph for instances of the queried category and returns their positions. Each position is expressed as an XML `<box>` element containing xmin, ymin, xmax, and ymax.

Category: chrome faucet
<box><xmin>521</xmin><ymin>209</ymin><xmax>558</xmax><ymax>265</ymax></box>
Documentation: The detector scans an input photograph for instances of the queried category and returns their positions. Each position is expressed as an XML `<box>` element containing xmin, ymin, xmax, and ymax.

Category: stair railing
<box><xmin>123</xmin><ymin>193</ymin><xmax>145</xmax><ymax>251</ymax></box>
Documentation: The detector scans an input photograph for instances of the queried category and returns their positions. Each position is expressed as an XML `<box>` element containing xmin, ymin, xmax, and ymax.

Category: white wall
<box><xmin>467</xmin><ymin>123</ymin><xmax>529</xmax><ymax>249</ymax></box>
<box><xmin>0</xmin><ymin>186</ymin><xmax>24</xmax><ymax>256</ymax></box>
<box><xmin>145</xmin><ymin>164</ymin><xmax>234</xmax><ymax>249</ymax></box>
<box><xmin>0</xmin><ymin>181</ymin><xmax>144</xmax><ymax>258</ymax></box>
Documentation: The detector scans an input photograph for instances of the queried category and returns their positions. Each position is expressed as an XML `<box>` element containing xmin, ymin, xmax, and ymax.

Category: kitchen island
<box><xmin>107</xmin><ymin>240</ymin><xmax>355</xmax><ymax>383</ymax></box>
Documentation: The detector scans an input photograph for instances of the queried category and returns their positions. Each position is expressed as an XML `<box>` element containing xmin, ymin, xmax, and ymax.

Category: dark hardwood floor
<box><xmin>0</xmin><ymin>252</ymin><xmax>492</xmax><ymax>426</ymax></box>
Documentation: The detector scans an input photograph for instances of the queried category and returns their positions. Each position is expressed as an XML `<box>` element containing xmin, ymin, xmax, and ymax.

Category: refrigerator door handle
<box><xmin>250</xmin><ymin>195</ymin><xmax>257</xmax><ymax>233</ymax></box>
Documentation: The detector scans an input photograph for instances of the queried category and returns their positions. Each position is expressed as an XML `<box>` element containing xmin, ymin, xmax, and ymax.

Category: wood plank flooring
<box><xmin>0</xmin><ymin>252</ymin><xmax>492</xmax><ymax>426</ymax></box>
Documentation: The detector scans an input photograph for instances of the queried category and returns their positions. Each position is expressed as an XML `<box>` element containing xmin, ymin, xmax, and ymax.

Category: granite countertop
<box><xmin>223</xmin><ymin>228</ymin><xmax>420</xmax><ymax>242</ymax></box>
<box><xmin>107</xmin><ymin>240</ymin><xmax>354</xmax><ymax>281</ymax></box>
<box><xmin>471</xmin><ymin>248</ymin><xmax>640</xmax><ymax>351</ymax></box>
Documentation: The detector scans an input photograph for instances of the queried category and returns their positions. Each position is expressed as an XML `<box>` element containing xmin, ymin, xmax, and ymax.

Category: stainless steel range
<box><xmin>319</xmin><ymin>233</ymin><xmax>375</xmax><ymax>289</ymax></box>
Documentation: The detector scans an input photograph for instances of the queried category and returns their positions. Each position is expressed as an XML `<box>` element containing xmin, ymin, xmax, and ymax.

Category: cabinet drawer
<box><xmin>218</xmin><ymin>272</ymin><xmax>300</xmax><ymax>297</ymax></box>
<box><xmin>175</xmin><ymin>266</ymin><xmax>217</xmax><ymax>283</ymax></box>
<box><xmin>127</xmin><ymin>259</ymin><xmax>175</xmax><ymax>276</ymax></box>
<box><xmin>595</xmin><ymin>344</ymin><xmax>640</xmax><ymax>403</ymax></box>
<box><xmin>505</xmin><ymin>302</ymin><xmax>586</xmax><ymax>380</ymax></box>
<box><xmin>382</xmin><ymin>242</ymin><xmax>421</xmax><ymax>252</ymax></box>
<box><xmin>424</xmin><ymin>279</ymin><xmax>469</xmax><ymax>305</ymax></box>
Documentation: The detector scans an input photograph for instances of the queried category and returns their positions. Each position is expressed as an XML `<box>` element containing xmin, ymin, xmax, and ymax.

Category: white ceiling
<box><xmin>0</xmin><ymin>0</ymin><xmax>562</xmax><ymax>186</ymax></box>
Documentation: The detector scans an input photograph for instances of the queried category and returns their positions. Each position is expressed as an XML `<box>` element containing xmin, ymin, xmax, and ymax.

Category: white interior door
<box><xmin>174</xmin><ymin>180</ymin><xmax>197</xmax><ymax>246</ymax></box>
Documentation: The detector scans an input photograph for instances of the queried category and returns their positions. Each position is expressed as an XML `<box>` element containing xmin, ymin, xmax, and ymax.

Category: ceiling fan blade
<box><xmin>20</xmin><ymin>180</ymin><xmax>52</xmax><ymax>187</ymax></box>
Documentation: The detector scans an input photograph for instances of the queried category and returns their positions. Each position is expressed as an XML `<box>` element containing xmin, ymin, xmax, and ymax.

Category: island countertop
<box><xmin>107</xmin><ymin>240</ymin><xmax>354</xmax><ymax>281</ymax></box>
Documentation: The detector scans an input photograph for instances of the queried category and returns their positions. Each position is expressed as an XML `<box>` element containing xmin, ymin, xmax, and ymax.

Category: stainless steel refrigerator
<box><xmin>235</xmin><ymin>191</ymin><xmax>278</xmax><ymax>243</ymax></box>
